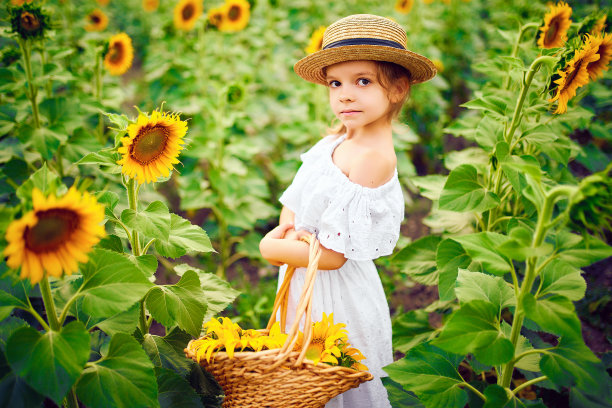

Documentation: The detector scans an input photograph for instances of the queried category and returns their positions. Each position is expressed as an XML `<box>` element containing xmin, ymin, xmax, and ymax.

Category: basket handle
<box><xmin>265</xmin><ymin>234</ymin><xmax>322</xmax><ymax>368</ymax></box>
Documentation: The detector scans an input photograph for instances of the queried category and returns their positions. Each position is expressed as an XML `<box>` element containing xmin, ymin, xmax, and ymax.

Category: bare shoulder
<box><xmin>348</xmin><ymin>148</ymin><xmax>396</xmax><ymax>188</ymax></box>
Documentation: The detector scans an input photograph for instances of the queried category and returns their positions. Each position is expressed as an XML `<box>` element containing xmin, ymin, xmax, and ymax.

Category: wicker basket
<box><xmin>185</xmin><ymin>235</ymin><xmax>373</xmax><ymax>408</ymax></box>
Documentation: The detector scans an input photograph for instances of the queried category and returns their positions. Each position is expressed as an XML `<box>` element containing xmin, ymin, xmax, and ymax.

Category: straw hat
<box><xmin>294</xmin><ymin>14</ymin><xmax>437</xmax><ymax>86</ymax></box>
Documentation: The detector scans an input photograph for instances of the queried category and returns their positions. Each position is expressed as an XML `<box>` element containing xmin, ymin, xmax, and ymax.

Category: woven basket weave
<box><xmin>185</xmin><ymin>235</ymin><xmax>373</xmax><ymax>408</ymax></box>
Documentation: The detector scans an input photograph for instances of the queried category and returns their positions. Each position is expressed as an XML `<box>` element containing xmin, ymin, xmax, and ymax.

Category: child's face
<box><xmin>325</xmin><ymin>60</ymin><xmax>393</xmax><ymax>134</ymax></box>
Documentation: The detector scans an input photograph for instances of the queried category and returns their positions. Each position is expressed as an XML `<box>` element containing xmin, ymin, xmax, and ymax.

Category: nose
<box><xmin>339</xmin><ymin>92</ymin><xmax>354</xmax><ymax>102</ymax></box>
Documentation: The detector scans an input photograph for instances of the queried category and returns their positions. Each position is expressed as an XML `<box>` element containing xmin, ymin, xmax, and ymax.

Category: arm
<box><xmin>279</xmin><ymin>206</ymin><xmax>295</xmax><ymax>225</ymax></box>
<box><xmin>259</xmin><ymin>223</ymin><xmax>347</xmax><ymax>270</ymax></box>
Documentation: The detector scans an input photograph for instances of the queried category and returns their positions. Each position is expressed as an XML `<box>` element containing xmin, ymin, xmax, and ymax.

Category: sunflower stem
<box><xmin>63</xmin><ymin>387</ymin><xmax>79</xmax><ymax>408</ymax></box>
<box><xmin>39</xmin><ymin>44</ymin><xmax>53</xmax><ymax>98</ymax></box>
<box><xmin>94</xmin><ymin>51</ymin><xmax>104</xmax><ymax>143</ymax></box>
<box><xmin>504</xmin><ymin>22</ymin><xmax>541</xmax><ymax>90</ymax></box>
<box><xmin>40</xmin><ymin>276</ymin><xmax>61</xmax><ymax>331</ymax></box>
<box><xmin>139</xmin><ymin>299</ymin><xmax>148</xmax><ymax>335</ymax></box>
<box><xmin>19</xmin><ymin>38</ymin><xmax>41</xmax><ymax>129</ymax></box>
<box><xmin>127</xmin><ymin>178</ymin><xmax>142</xmax><ymax>256</ymax></box>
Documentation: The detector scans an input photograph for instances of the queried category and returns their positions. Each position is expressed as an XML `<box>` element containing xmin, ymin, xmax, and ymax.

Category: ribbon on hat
<box><xmin>323</xmin><ymin>38</ymin><xmax>406</xmax><ymax>50</ymax></box>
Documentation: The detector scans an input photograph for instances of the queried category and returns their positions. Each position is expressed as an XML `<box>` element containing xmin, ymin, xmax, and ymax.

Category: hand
<box><xmin>284</xmin><ymin>229</ymin><xmax>311</xmax><ymax>241</ymax></box>
<box><xmin>263</xmin><ymin>223</ymin><xmax>295</xmax><ymax>240</ymax></box>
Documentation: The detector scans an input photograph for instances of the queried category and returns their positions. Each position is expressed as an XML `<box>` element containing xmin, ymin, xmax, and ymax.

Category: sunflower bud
<box><xmin>568</xmin><ymin>163</ymin><xmax>612</xmax><ymax>236</ymax></box>
<box><xmin>225</xmin><ymin>83</ymin><xmax>245</xmax><ymax>105</ymax></box>
<box><xmin>9</xmin><ymin>4</ymin><xmax>49</xmax><ymax>40</ymax></box>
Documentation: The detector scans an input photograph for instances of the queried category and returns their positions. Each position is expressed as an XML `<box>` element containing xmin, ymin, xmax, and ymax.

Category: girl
<box><xmin>259</xmin><ymin>14</ymin><xmax>436</xmax><ymax>408</ymax></box>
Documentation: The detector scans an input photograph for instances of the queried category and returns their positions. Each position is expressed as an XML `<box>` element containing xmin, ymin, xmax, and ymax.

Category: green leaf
<box><xmin>97</xmin><ymin>234</ymin><xmax>124</xmax><ymax>252</ymax></box>
<box><xmin>392</xmin><ymin>310</ymin><xmax>436</xmax><ymax>353</ymax></box>
<box><xmin>540</xmin><ymin>336</ymin><xmax>611</xmax><ymax>397</ymax></box>
<box><xmin>146</xmin><ymin>271</ymin><xmax>207</xmax><ymax>337</ymax></box>
<box><xmin>6</xmin><ymin>321</ymin><xmax>90</xmax><ymax>404</ymax></box>
<box><xmin>76</xmin><ymin>333</ymin><xmax>158</xmax><ymax>408</ymax></box>
<box><xmin>393</xmin><ymin>236</ymin><xmax>441</xmax><ymax>286</ymax></box>
<box><xmin>436</xmin><ymin>239</ymin><xmax>471</xmax><ymax>301</ymax></box>
<box><xmin>156</xmin><ymin>367</ymin><xmax>204</xmax><ymax>408</ymax></box>
<box><xmin>0</xmin><ymin>364</ymin><xmax>45</xmax><ymax>408</ymax></box>
<box><xmin>557</xmin><ymin>235</ymin><xmax>612</xmax><ymax>268</ymax></box>
<box><xmin>411</xmin><ymin>175</ymin><xmax>447</xmax><ymax>201</ymax></box>
<box><xmin>444</xmin><ymin>148</ymin><xmax>489</xmax><ymax>173</ymax></box>
<box><xmin>122</xmin><ymin>201</ymin><xmax>171</xmax><ymax>241</ymax></box>
<box><xmin>174</xmin><ymin>264</ymin><xmax>240</xmax><ymax>321</ymax></box>
<box><xmin>79</xmin><ymin>248</ymin><xmax>153</xmax><ymax>318</ymax></box>
<box><xmin>381</xmin><ymin>377</ymin><xmax>425</xmax><ymax>407</ymax></box>
<box><xmin>15</xmin><ymin>163</ymin><xmax>59</xmax><ymax>204</ymax></box>
<box><xmin>497</xmin><ymin>226</ymin><xmax>552</xmax><ymax>262</ymax></box>
<box><xmin>383</xmin><ymin>343</ymin><xmax>465</xmax><ymax>394</ymax></box>
<box><xmin>453</xmin><ymin>233</ymin><xmax>512</xmax><ymax>275</ymax></box>
<box><xmin>155</xmin><ymin>214</ymin><xmax>214</xmax><ymax>259</ymax></box>
<box><xmin>539</xmin><ymin>259</ymin><xmax>586</xmax><ymax>301</ymax></box>
<box><xmin>455</xmin><ymin>269</ymin><xmax>515</xmax><ymax>312</ymax></box>
<box><xmin>98</xmin><ymin>190</ymin><xmax>120</xmax><ymax>220</ymax></box>
<box><xmin>420</xmin><ymin>387</ymin><xmax>469</xmax><ymax>408</ymax></box>
<box><xmin>0</xmin><ymin>276</ymin><xmax>31</xmax><ymax>320</ymax></box>
<box><xmin>432</xmin><ymin>300</ymin><xmax>514</xmax><ymax>365</ymax></box>
<box><xmin>439</xmin><ymin>164</ymin><xmax>500</xmax><ymax>213</ymax></box>
<box><xmin>143</xmin><ymin>334</ymin><xmax>192</xmax><ymax>375</ymax></box>
<box><xmin>483</xmin><ymin>384</ymin><xmax>509</xmax><ymax>408</ymax></box>
<box><xmin>104</xmin><ymin>112</ymin><xmax>130</xmax><ymax>131</ymax></box>
<box><xmin>77</xmin><ymin>148</ymin><xmax>122</xmax><ymax>172</ymax></box>
<box><xmin>0</xmin><ymin>316</ymin><xmax>29</xmax><ymax>352</ymax></box>
<box><xmin>523</xmin><ymin>294</ymin><xmax>581</xmax><ymax>339</ymax></box>
<box><xmin>94</xmin><ymin>304</ymin><xmax>140</xmax><ymax>336</ymax></box>
<box><xmin>500</xmin><ymin>322</ymin><xmax>540</xmax><ymax>372</ymax></box>
<box><xmin>128</xmin><ymin>254</ymin><xmax>159</xmax><ymax>278</ymax></box>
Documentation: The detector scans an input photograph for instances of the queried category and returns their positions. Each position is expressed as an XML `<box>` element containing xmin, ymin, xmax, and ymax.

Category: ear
<box><xmin>389</xmin><ymin>77</ymin><xmax>410</xmax><ymax>103</ymax></box>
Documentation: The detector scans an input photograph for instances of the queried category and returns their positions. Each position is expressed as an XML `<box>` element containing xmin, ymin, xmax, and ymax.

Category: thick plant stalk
<box><xmin>18</xmin><ymin>38</ymin><xmax>41</xmax><ymax>129</ymax></box>
<box><xmin>127</xmin><ymin>178</ymin><xmax>142</xmax><ymax>256</ymax></box>
<box><xmin>39</xmin><ymin>276</ymin><xmax>60</xmax><ymax>331</ymax></box>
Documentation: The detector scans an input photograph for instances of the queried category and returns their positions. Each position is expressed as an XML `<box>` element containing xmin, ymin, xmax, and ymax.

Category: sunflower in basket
<box><xmin>294</xmin><ymin>312</ymin><xmax>348</xmax><ymax>365</ymax></box>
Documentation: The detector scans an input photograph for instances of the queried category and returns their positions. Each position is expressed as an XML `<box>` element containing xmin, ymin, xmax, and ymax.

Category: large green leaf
<box><xmin>174</xmin><ymin>264</ymin><xmax>239</xmax><ymax>321</ymax></box>
<box><xmin>455</xmin><ymin>269</ymin><xmax>515</xmax><ymax>312</ymax></box>
<box><xmin>436</xmin><ymin>239</ymin><xmax>471</xmax><ymax>301</ymax></box>
<box><xmin>0</xmin><ymin>361</ymin><xmax>45</xmax><ymax>408</ymax></box>
<box><xmin>540</xmin><ymin>337</ymin><xmax>611</xmax><ymax>398</ymax></box>
<box><xmin>143</xmin><ymin>334</ymin><xmax>192</xmax><ymax>375</ymax></box>
<box><xmin>146</xmin><ymin>270</ymin><xmax>207</xmax><ymax>337</ymax></box>
<box><xmin>0</xmin><ymin>276</ymin><xmax>31</xmax><ymax>321</ymax></box>
<box><xmin>523</xmin><ymin>294</ymin><xmax>581</xmax><ymax>339</ymax></box>
<box><xmin>94</xmin><ymin>304</ymin><xmax>140</xmax><ymax>336</ymax></box>
<box><xmin>496</xmin><ymin>226</ymin><xmax>552</xmax><ymax>262</ymax></box>
<box><xmin>557</xmin><ymin>235</ymin><xmax>612</xmax><ymax>268</ymax></box>
<box><xmin>76</xmin><ymin>333</ymin><xmax>158</xmax><ymax>408</ymax></box>
<box><xmin>501</xmin><ymin>322</ymin><xmax>540</xmax><ymax>372</ymax></box>
<box><xmin>392</xmin><ymin>310</ymin><xmax>436</xmax><ymax>353</ymax></box>
<box><xmin>411</xmin><ymin>175</ymin><xmax>447</xmax><ymax>201</ymax></box>
<box><xmin>383</xmin><ymin>343</ymin><xmax>467</xmax><ymax>408</ymax></box>
<box><xmin>15</xmin><ymin>163</ymin><xmax>60</xmax><ymax>204</ymax></box>
<box><xmin>382</xmin><ymin>377</ymin><xmax>425</xmax><ymax>407</ymax></box>
<box><xmin>156</xmin><ymin>367</ymin><xmax>204</xmax><ymax>408</ymax></box>
<box><xmin>483</xmin><ymin>384</ymin><xmax>509</xmax><ymax>408</ymax></box>
<box><xmin>121</xmin><ymin>201</ymin><xmax>171</xmax><ymax>241</ymax></box>
<box><xmin>453</xmin><ymin>233</ymin><xmax>512</xmax><ymax>275</ymax></box>
<box><xmin>79</xmin><ymin>248</ymin><xmax>154</xmax><ymax>318</ymax></box>
<box><xmin>420</xmin><ymin>387</ymin><xmax>469</xmax><ymax>408</ymax></box>
<box><xmin>6</xmin><ymin>321</ymin><xmax>90</xmax><ymax>404</ymax></box>
<box><xmin>439</xmin><ymin>164</ymin><xmax>500</xmax><ymax>213</ymax></box>
<box><xmin>539</xmin><ymin>259</ymin><xmax>586</xmax><ymax>301</ymax></box>
<box><xmin>155</xmin><ymin>214</ymin><xmax>214</xmax><ymax>259</ymax></box>
<box><xmin>432</xmin><ymin>300</ymin><xmax>514</xmax><ymax>365</ymax></box>
<box><xmin>393</xmin><ymin>236</ymin><xmax>441</xmax><ymax>285</ymax></box>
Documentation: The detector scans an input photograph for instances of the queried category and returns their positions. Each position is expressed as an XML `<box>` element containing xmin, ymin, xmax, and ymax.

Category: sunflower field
<box><xmin>0</xmin><ymin>0</ymin><xmax>611</xmax><ymax>407</ymax></box>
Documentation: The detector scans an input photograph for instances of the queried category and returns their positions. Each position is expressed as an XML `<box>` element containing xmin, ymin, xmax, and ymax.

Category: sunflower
<box><xmin>338</xmin><ymin>342</ymin><xmax>368</xmax><ymax>371</ymax></box>
<box><xmin>4</xmin><ymin>188</ymin><xmax>105</xmax><ymax>285</ymax></box>
<box><xmin>85</xmin><ymin>9</ymin><xmax>108</xmax><ymax>32</ymax></box>
<box><xmin>207</xmin><ymin>6</ymin><xmax>225</xmax><ymax>28</ymax></box>
<box><xmin>173</xmin><ymin>0</ymin><xmax>203</xmax><ymax>31</ymax></box>
<box><xmin>395</xmin><ymin>0</ymin><xmax>414</xmax><ymax>14</ymax></box>
<box><xmin>294</xmin><ymin>313</ymin><xmax>348</xmax><ymax>366</ymax></box>
<box><xmin>10</xmin><ymin>4</ymin><xmax>49</xmax><ymax>40</ymax></box>
<box><xmin>537</xmin><ymin>2</ymin><xmax>572</xmax><ymax>49</ymax></box>
<box><xmin>591</xmin><ymin>15</ymin><xmax>607</xmax><ymax>36</ymax></box>
<box><xmin>549</xmin><ymin>41</ymin><xmax>600</xmax><ymax>114</ymax></box>
<box><xmin>103</xmin><ymin>32</ymin><xmax>134</xmax><ymax>75</ymax></box>
<box><xmin>218</xmin><ymin>0</ymin><xmax>250</xmax><ymax>33</ymax></box>
<box><xmin>305</xmin><ymin>26</ymin><xmax>326</xmax><ymax>55</ymax></box>
<box><xmin>585</xmin><ymin>33</ymin><xmax>612</xmax><ymax>80</ymax></box>
<box><xmin>117</xmin><ymin>109</ymin><xmax>188</xmax><ymax>184</ymax></box>
<box><xmin>143</xmin><ymin>0</ymin><xmax>159</xmax><ymax>12</ymax></box>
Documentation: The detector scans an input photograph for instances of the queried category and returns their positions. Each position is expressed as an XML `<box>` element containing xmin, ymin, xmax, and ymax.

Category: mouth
<box><xmin>340</xmin><ymin>110</ymin><xmax>361</xmax><ymax>115</ymax></box>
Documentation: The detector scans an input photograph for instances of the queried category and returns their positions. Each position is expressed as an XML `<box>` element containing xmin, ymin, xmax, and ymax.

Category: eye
<box><xmin>328</xmin><ymin>80</ymin><xmax>341</xmax><ymax>88</ymax></box>
<box><xmin>357</xmin><ymin>78</ymin><xmax>371</xmax><ymax>86</ymax></box>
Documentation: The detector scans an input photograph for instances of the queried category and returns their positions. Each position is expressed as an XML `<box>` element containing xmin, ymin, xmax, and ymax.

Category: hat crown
<box><xmin>322</xmin><ymin>14</ymin><xmax>408</xmax><ymax>50</ymax></box>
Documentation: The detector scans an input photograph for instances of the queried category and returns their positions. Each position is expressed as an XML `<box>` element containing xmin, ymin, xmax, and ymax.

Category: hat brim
<box><xmin>294</xmin><ymin>45</ymin><xmax>437</xmax><ymax>86</ymax></box>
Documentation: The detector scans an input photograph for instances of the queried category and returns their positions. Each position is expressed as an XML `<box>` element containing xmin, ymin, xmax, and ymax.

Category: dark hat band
<box><xmin>323</xmin><ymin>38</ymin><xmax>406</xmax><ymax>50</ymax></box>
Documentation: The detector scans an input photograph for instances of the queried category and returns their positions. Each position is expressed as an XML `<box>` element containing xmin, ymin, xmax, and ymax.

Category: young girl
<box><xmin>259</xmin><ymin>14</ymin><xmax>436</xmax><ymax>408</ymax></box>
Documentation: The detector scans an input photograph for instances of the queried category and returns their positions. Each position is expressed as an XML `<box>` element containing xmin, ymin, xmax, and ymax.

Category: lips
<box><xmin>340</xmin><ymin>110</ymin><xmax>361</xmax><ymax>115</ymax></box>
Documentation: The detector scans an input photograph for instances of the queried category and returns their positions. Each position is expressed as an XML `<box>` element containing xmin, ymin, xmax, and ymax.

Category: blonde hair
<box><xmin>325</xmin><ymin>61</ymin><xmax>412</xmax><ymax>136</ymax></box>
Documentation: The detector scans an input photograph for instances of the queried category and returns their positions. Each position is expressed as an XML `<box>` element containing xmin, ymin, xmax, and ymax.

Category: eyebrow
<box><xmin>325</xmin><ymin>71</ymin><xmax>376</xmax><ymax>80</ymax></box>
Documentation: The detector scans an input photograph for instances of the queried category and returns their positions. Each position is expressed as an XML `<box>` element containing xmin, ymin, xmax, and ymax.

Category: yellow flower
<box><xmin>173</xmin><ymin>0</ymin><xmax>203</xmax><ymax>31</ymax></box>
<box><xmin>85</xmin><ymin>9</ymin><xmax>108</xmax><ymax>32</ymax></box>
<box><xmin>422</xmin><ymin>0</ymin><xmax>434</xmax><ymax>4</ymax></box>
<box><xmin>395</xmin><ymin>0</ymin><xmax>414</xmax><ymax>14</ymax></box>
<box><xmin>537</xmin><ymin>2</ymin><xmax>572</xmax><ymax>49</ymax></box>
<box><xmin>117</xmin><ymin>109</ymin><xmax>188</xmax><ymax>184</ymax></box>
<box><xmin>339</xmin><ymin>342</ymin><xmax>368</xmax><ymax>371</ymax></box>
<box><xmin>104</xmin><ymin>32</ymin><xmax>134</xmax><ymax>76</ymax></box>
<box><xmin>585</xmin><ymin>33</ymin><xmax>612</xmax><ymax>80</ymax></box>
<box><xmin>305</xmin><ymin>26</ymin><xmax>326</xmax><ymax>55</ymax></box>
<box><xmin>207</xmin><ymin>6</ymin><xmax>225</xmax><ymax>28</ymax></box>
<box><xmin>549</xmin><ymin>40</ymin><xmax>600</xmax><ymax>114</ymax></box>
<box><xmin>218</xmin><ymin>0</ymin><xmax>250</xmax><ymax>33</ymax></box>
<box><xmin>591</xmin><ymin>15</ymin><xmax>607</xmax><ymax>36</ymax></box>
<box><xmin>294</xmin><ymin>313</ymin><xmax>348</xmax><ymax>366</ymax></box>
<box><xmin>4</xmin><ymin>188</ymin><xmax>105</xmax><ymax>285</ymax></box>
<box><xmin>143</xmin><ymin>0</ymin><xmax>159</xmax><ymax>12</ymax></box>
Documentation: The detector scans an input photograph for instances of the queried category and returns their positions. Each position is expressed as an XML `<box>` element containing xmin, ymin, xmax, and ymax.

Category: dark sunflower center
<box><xmin>401</xmin><ymin>0</ymin><xmax>409</xmax><ymax>7</ymax></box>
<box><xmin>182</xmin><ymin>4</ymin><xmax>195</xmax><ymax>20</ymax></box>
<box><xmin>130</xmin><ymin>126</ymin><xmax>169</xmax><ymax>164</ymax></box>
<box><xmin>544</xmin><ymin>18</ymin><xmax>560</xmax><ymax>46</ymax></box>
<box><xmin>90</xmin><ymin>14</ymin><xmax>101</xmax><ymax>24</ymax></box>
<box><xmin>228</xmin><ymin>5</ymin><xmax>241</xmax><ymax>21</ymax></box>
<box><xmin>25</xmin><ymin>209</ymin><xmax>79</xmax><ymax>253</ymax></box>
<box><xmin>562</xmin><ymin>60</ymin><xmax>582</xmax><ymax>92</ymax></box>
<box><xmin>21</xmin><ymin>12</ymin><xmax>41</xmax><ymax>32</ymax></box>
<box><xmin>211</xmin><ymin>12</ymin><xmax>222</xmax><ymax>25</ymax></box>
<box><xmin>108</xmin><ymin>42</ymin><xmax>124</xmax><ymax>63</ymax></box>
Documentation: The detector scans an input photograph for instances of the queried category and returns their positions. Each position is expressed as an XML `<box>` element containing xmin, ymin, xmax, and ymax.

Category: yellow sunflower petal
<box><xmin>537</xmin><ymin>2</ymin><xmax>572</xmax><ymax>49</ymax></box>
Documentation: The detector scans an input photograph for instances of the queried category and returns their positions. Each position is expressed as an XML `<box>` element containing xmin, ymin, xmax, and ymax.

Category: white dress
<box><xmin>277</xmin><ymin>134</ymin><xmax>403</xmax><ymax>408</ymax></box>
